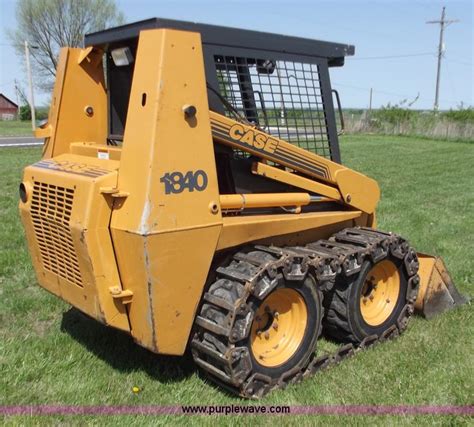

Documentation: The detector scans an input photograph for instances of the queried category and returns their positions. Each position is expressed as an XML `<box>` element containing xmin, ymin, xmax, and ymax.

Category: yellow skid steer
<box><xmin>19</xmin><ymin>18</ymin><xmax>466</xmax><ymax>398</ymax></box>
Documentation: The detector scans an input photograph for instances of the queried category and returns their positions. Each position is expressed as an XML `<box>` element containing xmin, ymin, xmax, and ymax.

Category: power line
<box><xmin>332</xmin><ymin>81</ymin><xmax>461</xmax><ymax>105</ymax></box>
<box><xmin>333</xmin><ymin>82</ymin><xmax>416</xmax><ymax>99</ymax></box>
<box><xmin>426</xmin><ymin>6</ymin><xmax>460</xmax><ymax>111</ymax></box>
<box><xmin>444</xmin><ymin>58</ymin><xmax>473</xmax><ymax>67</ymax></box>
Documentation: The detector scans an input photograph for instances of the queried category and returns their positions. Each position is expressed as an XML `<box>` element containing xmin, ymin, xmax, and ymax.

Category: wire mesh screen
<box><xmin>214</xmin><ymin>55</ymin><xmax>332</xmax><ymax>159</ymax></box>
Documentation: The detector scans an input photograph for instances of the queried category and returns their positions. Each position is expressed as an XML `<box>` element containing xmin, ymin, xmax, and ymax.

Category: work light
<box><xmin>111</xmin><ymin>47</ymin><xmax>134</xmax><ymax>66</ymax></box>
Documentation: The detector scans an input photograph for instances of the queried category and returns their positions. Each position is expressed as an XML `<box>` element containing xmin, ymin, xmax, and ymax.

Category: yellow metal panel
<box><xmin>110</xmin><ymin>29</ymin><xmax>223</xmax><ymax>354</ymax></box>
<box><xmin>217</xmin><ymin>210</ymin><xmax>362</xmax><ymax>250</ymax></box>
<box><xmin>353</xmin><ymin>212</ymin><xmax>376</xmax><ymax>229</ymax></box>
<box><xmin>334</xmin><ymin>169</ymin><xmax>380</xmax><ymax>214</ymax></box>
<box><xmin>111</xmin><ymin>30</ymin><xmax>221</xmax><ymax>233</ymax></box>
<box><xmin>70</xmin><ymin>142</ymin><xmax>122</xmax><ymax>161</ymax></box>
<box><xmin>40</xmin><ymin>48</ymin><xmax>68</xmax><ymax>158</ymax></box>
<box><xmin>112</xmin><ymin>225</ymin><xmax>222</xmax><ymax>354</ymax></box>
<box><xmin>416</xmin><ymin>255</ymin><xmax>436</xmax><ymax>311</ymax></box>
<box><xmin>19</xmin><ymin>154</ymin><xmax>129</xmax><ymax>332</ymax></box>
<box><xmin>40</xmin><ymin>47</ymin><xmax>107</xmax><ymax>158</ymax></box>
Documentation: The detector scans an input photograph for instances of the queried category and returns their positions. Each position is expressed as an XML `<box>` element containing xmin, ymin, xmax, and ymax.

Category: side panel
<box><xmin>110</xmin><ymin>29</ymin><xmax>222</xmax><ymax>355</ymax></box>
<box><xmin>41</xmin><ymin>48</ymin><xmax>107</xmax><ymax>158</ymax></box>
<box><xmin>217</xmin><ymin>211</ymin><xmax>362</xmax><ymax>250</ymax></box>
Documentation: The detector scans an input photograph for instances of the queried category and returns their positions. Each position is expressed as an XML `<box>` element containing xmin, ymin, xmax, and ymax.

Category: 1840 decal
<box><xmin>160</xmin><ymin>170</ymin><xmax>208</xmax><ymax>194</ymax></box>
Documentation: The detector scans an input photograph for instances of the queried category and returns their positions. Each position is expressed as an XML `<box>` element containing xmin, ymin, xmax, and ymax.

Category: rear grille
<box><xmin>30</xmin><ymin>181</ymin><xmax>83</xmax><ymax>287</ymax></box>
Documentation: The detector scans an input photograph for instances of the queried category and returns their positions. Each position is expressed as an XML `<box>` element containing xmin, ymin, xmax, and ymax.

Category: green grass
<box><xmin>0</xmin><ymin>135</ymin><xmax>473</xmax><ymax>425</ymax></box>
<box><xmin>0</xmin><ymin>120</ymin><xmax>34</xmax><ymax>137</ymax></box>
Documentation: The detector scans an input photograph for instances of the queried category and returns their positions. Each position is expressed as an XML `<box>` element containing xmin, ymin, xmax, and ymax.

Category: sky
<box><xmin>0</xmin><ymin>0</ymin><xmax>472</xmax><ymax>110</ymax></box>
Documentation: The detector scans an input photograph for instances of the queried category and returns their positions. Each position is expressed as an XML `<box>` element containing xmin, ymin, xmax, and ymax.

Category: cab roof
<box><xmin>85</xmin><ymin>17</ymin><xmax>354</xmax><ymax>67</ymax></box>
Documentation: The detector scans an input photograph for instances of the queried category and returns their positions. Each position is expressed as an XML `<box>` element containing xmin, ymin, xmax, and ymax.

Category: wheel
<box><xmin>247</xmin><ymin>275</ymin><xmax>322</xmax><ymax>377</ymax></box>
<box><xmin>191</xmin><ymin>249</ymin><xmax>322</xmax><ymax>397</ymax></box>
<box><xmin>323</xmin><ymin>255</ymin><xmax>409</xmax><ymax>343</ymax></box>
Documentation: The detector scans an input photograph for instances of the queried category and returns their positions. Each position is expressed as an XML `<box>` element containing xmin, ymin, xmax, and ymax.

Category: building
<box><xmin>0</xmin><ymin>93</ymin><xmax>19</xmax><ymax>120</ymax></box>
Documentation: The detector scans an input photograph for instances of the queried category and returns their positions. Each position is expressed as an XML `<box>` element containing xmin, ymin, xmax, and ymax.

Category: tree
<box><xmin>19</xmin><ymin>104</ymin><xmax>32</xmax><ymax>121</ymax></box>
<box><xmin>9</xmin><ymin>0</ymin><xmax>125</xmax><ymax>91</ymax></box>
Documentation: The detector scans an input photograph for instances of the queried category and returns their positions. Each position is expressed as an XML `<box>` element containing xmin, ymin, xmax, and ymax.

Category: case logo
<box><xmin>228</xmin><ymin>124</ymin><xmax>278</xmax><ymax>154</ymax></box>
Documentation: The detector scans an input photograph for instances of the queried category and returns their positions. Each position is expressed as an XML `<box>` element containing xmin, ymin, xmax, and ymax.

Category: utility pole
<box><xmin>427</xmin><ymin>6</ymin><xmax>459</xmax><ymax>111</ymax></box>
<box><xmin>14</xmin><ymin>79</ymin><xmax>20</xmax><ymax>119</ymax></box>
<box><xmin>24</xmin><ymin>40</ymin><xmax>36</xmax><ymax>130</ymax></box>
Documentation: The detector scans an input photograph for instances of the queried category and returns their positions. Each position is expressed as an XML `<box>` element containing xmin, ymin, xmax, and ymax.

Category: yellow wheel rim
<box><xmin>250</xmin><ymin>288</ymin><xmax>308</xmax><ymax>368</ymax></box>
<box><xmin>360</xmin><ymin>260</ymin><xmax>400</xmax><ymax>326</ymax></box>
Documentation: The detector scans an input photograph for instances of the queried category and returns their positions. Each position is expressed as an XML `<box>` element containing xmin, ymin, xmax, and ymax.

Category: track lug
<box><xmin>283</xmin><ymin>257</ymin><xmax>308</xmax><ymax>281</ymax></box>
<box><xmin>359</xmin><ymin>334</ymin><xmax>379</xmax><ymax>350</ymax></box>
<box><xmin>252</xmin><ymin>274</ymin><xmax>279</xmax><ymax>300</ymax></box>
<box><xmin>380</xmin><ymin>325</ymin><xmax>399</xmax><ymax>341</ymax></box>
<box><xmin>334</xmin><ymin>343</ymin><xmax>355</xmax><ymax>362</ymax></box>
<box><xmin>404</xmin><ymin>249</ymin><xmax>420</xmax><ymax>276</ymax></box>
<box><xmin>241</xmin><ymin>373</ymin><xmax>272</xmax><ymax>399</ymax></box>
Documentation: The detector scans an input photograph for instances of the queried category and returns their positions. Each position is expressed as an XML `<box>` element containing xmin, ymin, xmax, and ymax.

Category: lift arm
<box><xmin>210</xmin><ymin>111</ymin><xmax>380</xmax><ymax>214</ymax></box>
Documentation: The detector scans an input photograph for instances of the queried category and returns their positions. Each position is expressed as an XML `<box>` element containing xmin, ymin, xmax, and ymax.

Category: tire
<box><xmin>323</xmin><ymin>255</ymin><xmax>409</xmax><ymax>343</ymax></box>
<box><xmin>246</xmin><ymin>274</ymin><xmax>322</xmax><ymax>378</ymax></box>
<box><xmin>191</xmin><ymin>249</ymin><xmax>323</xmax><ymax>396</ymax></box>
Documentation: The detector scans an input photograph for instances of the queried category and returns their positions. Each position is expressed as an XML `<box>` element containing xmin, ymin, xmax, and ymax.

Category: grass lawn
<box><xmin>0</xmin><ymin>135</ymin><xmax>473</xmax><ymax>425</ymax></box>
<box><xmin>0</xmin><ymin>120</ymin><xmax>34</xmax><ymax>137</ymax></box>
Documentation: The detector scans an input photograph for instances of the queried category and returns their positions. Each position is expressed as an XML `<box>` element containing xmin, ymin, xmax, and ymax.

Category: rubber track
<box><xmin>191</xmin><ymin>227</ymin><xmax>420</xmax><ymax>398</ymax></box>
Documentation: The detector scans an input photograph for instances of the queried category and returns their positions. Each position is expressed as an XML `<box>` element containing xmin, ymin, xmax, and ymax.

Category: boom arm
<box><xmin>210</xmin><ymin>111</ymin><xmax>380</xmax><ymax>214</ymax></box>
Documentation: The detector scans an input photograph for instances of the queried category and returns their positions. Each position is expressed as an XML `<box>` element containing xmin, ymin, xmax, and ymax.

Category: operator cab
<box><xmin>85</xmin><ymin>18</ymin><xmax>353</xmax><ymax>193</ymax></box>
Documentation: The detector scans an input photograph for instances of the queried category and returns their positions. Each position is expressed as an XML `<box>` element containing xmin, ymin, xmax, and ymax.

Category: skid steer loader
<box><xmin>19</xmin><ymin>18</ymin><xmax>466</xmax><ymax>398</ymax></box>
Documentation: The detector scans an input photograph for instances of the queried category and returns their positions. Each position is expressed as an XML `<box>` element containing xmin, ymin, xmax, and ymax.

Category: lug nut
<box><xmin>272</xmin><ymin>323</ymin><xmax>278</xmax><ymax>331</ymax></box>
<box><xmin>264</xmin><ymin>332</ymin><xmax>270</xmax><ymax>340</ymax></box>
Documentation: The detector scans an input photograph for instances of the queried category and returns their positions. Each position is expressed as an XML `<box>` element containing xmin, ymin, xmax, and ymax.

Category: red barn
<box><xmin>0</xmin><ymin>94</ymin><xmax>18</xmax><ymax>120</ymax></box>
